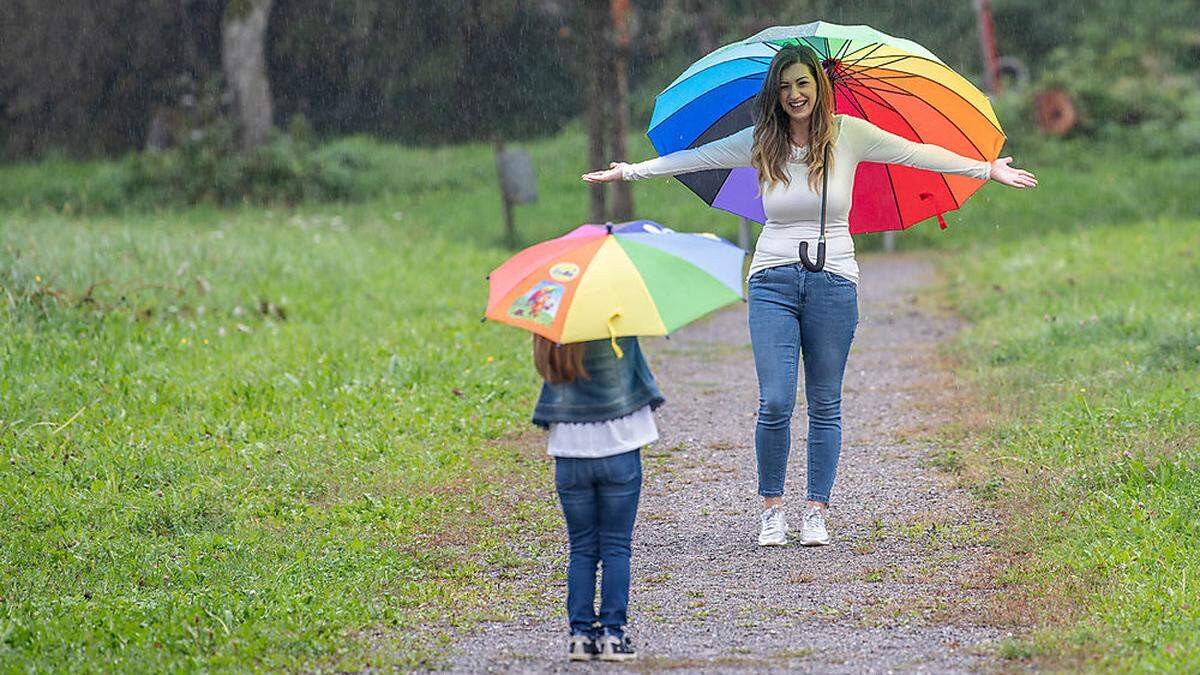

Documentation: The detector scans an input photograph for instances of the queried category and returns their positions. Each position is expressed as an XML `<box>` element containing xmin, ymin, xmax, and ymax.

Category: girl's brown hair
<box><xmin>749</xmin><ymin>45</ymin><xmax>837</xmax><ymax>193</ymax></box>
<box><xmin>532</xmin><ymin>334</ymin><xmax>589</xmax><ymax>383</ymax></box>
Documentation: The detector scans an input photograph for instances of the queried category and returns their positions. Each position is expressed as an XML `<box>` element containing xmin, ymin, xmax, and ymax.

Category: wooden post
<box><xmin>738</xmin><ymin>217</ymin><xmax>753</xmax><ymax>251</ymax></box>
<box><xmin>494</xmin><ymin>138</ymin><xmax>517</xmax><ymax>247</ymax></box>
<box><xmin>494</xmin><ymin>140</ymin><xmax>538</xmax><ymax>249</ymax></box>
<box><xmin>882</xmin><ymin>230</ymin><xmax>896</xmax><ymax>253</ymax></box>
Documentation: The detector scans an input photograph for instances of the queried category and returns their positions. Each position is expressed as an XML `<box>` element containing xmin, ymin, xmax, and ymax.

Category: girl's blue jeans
<box><xmin>748</xmin><ymin>264</ymin><xmax>858</xmax><ymax>503</ymax></box>
<box><xmin>554</xmin><ymin>449</ymin><xmax>642</xmax><ymax>638</ymax></box>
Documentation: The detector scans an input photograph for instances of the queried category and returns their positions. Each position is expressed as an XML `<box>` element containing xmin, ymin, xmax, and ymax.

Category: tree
<box><xmin>608</xmin><ymin>0</ymin><xmax>635</xmax><ymax>221</ymax></box>
<box><xmin>582</xmin><ymin>0</ymin><xmax>637</xmax><ymax>223</ymax></box>
<box><xmin>583</xmin><ymin>0</ymin><xmax>610</xmax><ymax>223</ymax></box>
<box><xmin>222</xmin><ymin>0</ymin><xmax>275</xmax><ymax>150</ymax></box>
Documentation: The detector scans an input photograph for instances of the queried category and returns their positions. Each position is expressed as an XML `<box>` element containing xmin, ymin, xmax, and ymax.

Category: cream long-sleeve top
<box><xmin>621</xmin><ymin>114</ymin><xmax>991</xmax><ymax>284</ymax></box>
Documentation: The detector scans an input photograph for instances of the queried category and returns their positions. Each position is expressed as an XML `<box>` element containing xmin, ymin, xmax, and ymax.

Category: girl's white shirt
<box><xmin>547</xmin><ymin>405</ymin><xmax>657</xmax><ymax>458</ymax></box>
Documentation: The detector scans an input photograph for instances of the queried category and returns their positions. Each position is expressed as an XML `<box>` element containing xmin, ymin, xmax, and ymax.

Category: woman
<box><xmin>583</xmin><ymin>45</ymin><xmax>1035</xmax><ymax>547</ymax></box>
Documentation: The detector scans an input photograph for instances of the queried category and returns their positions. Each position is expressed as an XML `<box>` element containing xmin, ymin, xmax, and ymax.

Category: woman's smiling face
<box><xmin>778</xmin><ymin>62</ymin><xmax>818</xmax><ymax>125</ymax></box>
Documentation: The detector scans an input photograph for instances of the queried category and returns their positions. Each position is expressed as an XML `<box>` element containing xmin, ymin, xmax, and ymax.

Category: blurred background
<box><xmin>1</xmin><ymin>2</ymin><xmax>1198</xmax><ymax>672</ymax></box>
<box><xmin>1</xmin><ymin>0</ymin><xmax>1197</xmax><ymax>213</ymax></box>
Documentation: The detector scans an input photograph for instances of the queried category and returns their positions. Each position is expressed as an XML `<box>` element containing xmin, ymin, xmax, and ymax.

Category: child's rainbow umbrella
<box><xmin>648</xmin><ymin>22</ymin><xmax>1005</xmax><ymax>232</ymax></box>
<box><xmin>485</xmin><ymin>220</ymin><xmax>745</xmax><ymax>351</ymax></box>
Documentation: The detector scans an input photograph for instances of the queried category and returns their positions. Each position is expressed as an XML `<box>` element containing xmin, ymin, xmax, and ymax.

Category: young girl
<box><xmin>531</xmin><ymin>333</ymin><xmax>664</xmax><ymax>662</ymax></box>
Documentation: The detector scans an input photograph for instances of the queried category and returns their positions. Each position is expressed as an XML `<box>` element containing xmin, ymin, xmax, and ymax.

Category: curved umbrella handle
<box><xmin>800</xmin><ymin>145</ymin><xmax>830</xmax><ymax>273</ymax></box>
<box><xmin>799</xmin><ymin>240</ymin><xmax>826</xmax><ymax>272</ymax></box>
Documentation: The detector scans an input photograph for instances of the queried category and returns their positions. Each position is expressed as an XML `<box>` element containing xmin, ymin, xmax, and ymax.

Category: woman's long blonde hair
<box><xmin>750</xmin><ymin>45</ymin><xmax>836</xmax><ymax>192</ymax></box>
<box><xmin>532</xmin><ymin>334</ymin><xmax>588</xmax><ymax>383</ymax></box>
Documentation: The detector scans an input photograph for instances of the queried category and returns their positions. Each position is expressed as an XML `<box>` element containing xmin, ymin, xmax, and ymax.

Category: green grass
<box><xmin>0</xmin><ymin>211</ymin><xmax>566</xmax><ymax>669</ymax></box>
<box><xmin>1</xmin><ymin>126</ymin><xmax>1197</xmax><ymax>670</ymax></box>
<box><xmin>858</xmin><ymin>139</ymin><xmax>1200</xmax><ymax>253</ymax></box>
<box><xmin>939</xmin><ymin>219</ymin><xmax>1200</xmax><ymax>671</ymax></box>
<box><xmin>0</xmin><ymin>138</ymin><xmax>594</xmax><ymax>670</ymax></box>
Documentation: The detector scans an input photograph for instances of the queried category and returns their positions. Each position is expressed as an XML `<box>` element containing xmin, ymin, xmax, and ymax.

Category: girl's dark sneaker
<box><xmin>596</xmin><ymin>635</ymin><xmax>637</xmax><ymax>661</ymax></box>
<box><xmin>567</xmin><ymin>634</ymin><xmax>598</xmax><ymax>661</ymax></box>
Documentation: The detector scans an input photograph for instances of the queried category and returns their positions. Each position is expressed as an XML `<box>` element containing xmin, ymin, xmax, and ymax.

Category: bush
<box><xmin>123</xmin><ymin>124</ymin><xmax>370</xmax><ymax>207</ymax></box>
<box><xmin>0</xmin><ymin>126</ymin><xmax>393</xmax><ymax>214</ymax></box>
<box><xmin>1029</xmin><ymin>44</ymin><xmax>1200</xmax><ymax>158</ymax></box>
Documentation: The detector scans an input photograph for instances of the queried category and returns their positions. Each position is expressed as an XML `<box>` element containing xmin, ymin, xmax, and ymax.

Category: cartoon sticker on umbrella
<box><xmin>548</xmin><ymin>262</ymin><xmax>580</xmax><ymax>283</ymax></box>
<box><xmin>507</xmin><ymin>281</ymin><xmax>564</xmax><ymax>326</ymax></box>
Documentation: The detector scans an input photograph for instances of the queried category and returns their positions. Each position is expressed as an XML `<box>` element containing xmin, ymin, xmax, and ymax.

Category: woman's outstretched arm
<box><xmin>582</xmin><ymin>127</ymin><xmax>754</xmax><ymax>183</ymax></box>
<box><xmin>843</xmin><ymin>115</ymin><xmax>1037</xmax><ymax>188</ymax></box>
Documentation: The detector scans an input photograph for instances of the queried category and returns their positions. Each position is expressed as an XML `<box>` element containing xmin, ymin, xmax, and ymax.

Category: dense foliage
<box><xmin>2</xmin><ymin>0</ymin><xmax>1197</xmax><ymax>161</ymax></box>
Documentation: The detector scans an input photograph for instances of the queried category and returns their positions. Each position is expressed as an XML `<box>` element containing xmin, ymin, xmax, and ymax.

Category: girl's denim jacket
<box><xmin>532</xmin><ymin>336</ymin><xmax>665</xmax><ymax>428</ymax></box>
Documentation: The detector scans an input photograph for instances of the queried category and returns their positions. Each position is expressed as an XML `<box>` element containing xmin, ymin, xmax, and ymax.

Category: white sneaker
<box><xmin>567</xmin><ymin>635</ymin><xmax>598</xmax><ymax>661</ymax></box>
<box><xmin>596</xmin><ymin>634</ymin><xmax>637</xmax><ymax>661</ymax></box>
<box><xmin>799</xmin><ymin>505</ymin><xmax>830</xmax><ymax>546</ymax></box>
<box><xmin>758</xmin><ymin>505</ymin><xmax>789</xmax><ymax>546</ymax></box>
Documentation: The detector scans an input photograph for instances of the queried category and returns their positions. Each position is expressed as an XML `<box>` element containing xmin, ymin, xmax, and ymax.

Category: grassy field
<box><xmin>936</xmin><ymin>218</ymin><xmax>1200</xmax><ymax>671</ymax></box>
<box><xmin>2</xmin><ymin>128</ymin><xmax>1198</xmax><ymax>670</ymax></box>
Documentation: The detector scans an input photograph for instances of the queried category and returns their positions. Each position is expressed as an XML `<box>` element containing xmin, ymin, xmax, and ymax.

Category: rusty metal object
<box><xmin>1034</xmin><ymin>88</ymin><xmax>1078</xmax><ymax>135</ymax></box>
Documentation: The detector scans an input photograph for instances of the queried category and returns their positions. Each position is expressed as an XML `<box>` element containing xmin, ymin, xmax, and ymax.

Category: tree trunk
<box><xmin>608</xmin><ymin>0</ymin><xmax>634</xmax><ymax>221</ymax></box>
<box><xmin>222</xmin><ymin>0</ymin><xmax>274</xmax><ymax>150</ymax></box>
<box><xmin>583</xmin><ymin>0</ymin><xmax>608</xmax><ymax>223</ymax></box>
<box><xmin>687</xmin><ymin>0</ymin><xmax>716</xmax><ymax>54</ymax></box>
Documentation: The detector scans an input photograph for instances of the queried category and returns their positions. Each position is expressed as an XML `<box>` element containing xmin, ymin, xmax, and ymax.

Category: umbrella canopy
<box><xmin>647</xmin><ymin>22</ymin><xmax>1006</xmax><ymax>233</ymax></box>
<box><xmin>486</xmin><ymin>220</ymin><xmax>745</xmax><ymax>347</ymax></box>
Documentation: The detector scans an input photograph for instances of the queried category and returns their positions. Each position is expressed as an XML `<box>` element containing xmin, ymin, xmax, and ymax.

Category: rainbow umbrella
<box><xmin>485</xmin><ymin>220</ymin><xmax>745</xmax><ymax>352</ymax></box>
<box><xmin>648</xmin><ymin>22</ymin><xmax>1005</xmax><ymax>233</ymax></box>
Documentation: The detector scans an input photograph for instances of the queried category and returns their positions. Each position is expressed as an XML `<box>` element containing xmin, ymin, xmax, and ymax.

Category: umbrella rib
<box><xmin>841</xmin><ymin>80</ymin><xmax>984</xmax><ymax>215</ymax></box>
<box><xmin>851</xmin><ymin>51</ymin><xmax>958</xmax><ymax>71</ymax></box>
<box><xmin>843</xmin><ymin>76</ymin><xmax>984</xmax><ymax>191</ymax></box>
<box><xmin>842</xmin><ymin>78</ymin><xmax>921</xmax><ymax>133</ymax></box>
<box><xmin>838</xmin><ymin>42</ymin><xmax>886</xmax><ymax>70</ymax></box>
<box><xmin>840</xmin><ymin>74</ymin><xmax>992</xmax><ymax>158</ymax></box>
<box><xmin>837</xmin><ymin>86</ymin><xmax>872</xmax><ymax>119</ymax></box>
<box><xmin>841</xmin><ymin>71</ymin><xmax>924</xmax><ymax>81</ymax></box>
<box><xmin>882</xmin><ymin>163</ymin><xmax>906</xmax><ymax>232</ymax></box>
<box><xmin>842</xmin><ymin>67</ymin><xmax>997</xmax><ymax>146</ymax></box>
<box><xmin>847</xmin><ymin>53</ymin><xmax>915</xmax><ymax>71</ymax></box>
<box><xmin>835</xmin><ymin>39</ymin><xmax>853</xmax><ymax>60</ymax></box>
<box><xmin>844</xmin><ymin>85</ymin><xmax>941</xmax><ymax>229</ymax></box>
<box><xmin>843</xmin><ymin>84</ymin><xmax>965</xmax><ymax>221</ymax></box>
<box><xmin>837</xmin><ymin>71</ymin><xmax>911</xmax><ymax>97</ymax></box>
<box><xmin>843</xmin><ymin>51</ymin><xmax>1006</xmax><ymax>130</ymax></box>
<box><xmin>781</xmin><ymin>35</ymin><xmax>825</xmax><ymax>57</ymax></box>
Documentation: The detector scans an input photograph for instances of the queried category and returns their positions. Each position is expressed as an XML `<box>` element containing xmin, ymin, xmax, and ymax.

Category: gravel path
<box><xmin>441</xmin><ymin>254</ymin><xmax>1016</xmax><ymax>673</ymax></box>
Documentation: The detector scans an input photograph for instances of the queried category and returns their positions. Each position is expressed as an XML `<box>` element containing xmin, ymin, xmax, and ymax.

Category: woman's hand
<box><xmin>581</xmin><ymin>162</ymin><xmax>630</xmax><ymax>183</ymax></box>
<box><xmin>989</xmin><ymin>156</ymin><xmax>1038</xmax><ymax>188</ymax></box>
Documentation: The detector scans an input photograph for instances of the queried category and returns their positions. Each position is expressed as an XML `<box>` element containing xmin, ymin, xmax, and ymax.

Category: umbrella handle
<box><xmin>799</xmin><ymin>240</ymin><xmax>826</xmax><ymax>272</ymax></box>
<box><xmin>799</xmin><ymin>145</ymin><xmax>830</xmax><ymax>273</ymax></box>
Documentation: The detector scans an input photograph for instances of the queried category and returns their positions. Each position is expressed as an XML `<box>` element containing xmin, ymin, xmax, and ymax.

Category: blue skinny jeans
<box><xmin>748</xmin><ymin>264</ymin><xmax>858</xmax><ymax>503</ymax></box>
<box><xmin>554</xmin><ymin>449</ymin><xmax>642</xmax><ymax>638</ymax></box>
